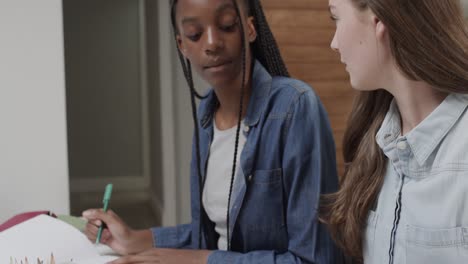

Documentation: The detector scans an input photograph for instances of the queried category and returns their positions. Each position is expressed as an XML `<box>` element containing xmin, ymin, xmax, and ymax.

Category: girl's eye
<box><xmin>220</xmin><ymin>23</ymin><xmax>237</xmax><ymax>32</ymax></box>
<box><xmin>186</xmin><ymin>32</ymin><xmax>202</xmax><ymax>41</ymax></box>
<box><xmin>220</xmin><ymin>18</ymin><xmax>239</xmax><ymax>32</ymax></box>
<box><xmin>330</xmin><ymin>15</ymin><xmax>339</xmax><ymax>22</ymax></box>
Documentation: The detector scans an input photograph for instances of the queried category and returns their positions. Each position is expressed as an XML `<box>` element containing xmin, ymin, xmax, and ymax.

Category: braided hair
<box><xmin>170</xmin><ymin>0</ymin><xmax>288</xmax><ymax>250</ymax></box>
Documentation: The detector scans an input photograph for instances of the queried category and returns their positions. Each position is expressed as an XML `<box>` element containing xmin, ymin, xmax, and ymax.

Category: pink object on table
<box><xmin>0</xmin><ymin>211</ymin><xmax>56</xmax><ymax>232</ymax></box>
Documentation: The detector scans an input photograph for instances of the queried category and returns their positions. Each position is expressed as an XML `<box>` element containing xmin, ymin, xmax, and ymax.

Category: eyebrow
<box><xmin>216</xmin><ymin>2</ymin><xmax>236</xmax><ymax>14</ymax></box>
<box><xmin>181</xmin><ymin>17</ymin><xmax>198</xmax><ymax>26</ymax></box>
<box><xmin>181</xmin><ymin>3</ymin><xmax>237</xmax><ymax>26</ymax></box>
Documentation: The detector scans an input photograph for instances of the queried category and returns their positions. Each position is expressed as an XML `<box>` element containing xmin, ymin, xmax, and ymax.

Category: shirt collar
<box><xmin>376</xmin><ymin>100</ymin><xmax>401</xmax><ymax>149</ymax></box>
<box><xmin>377</xmin><ymin>93</ymin><xmax>468</xmax><ymax>166</ymax></box>
<box><xmin>200</xmin><ymin>60</ymin><xmax>273</xmax><ymax>128</ymax></box>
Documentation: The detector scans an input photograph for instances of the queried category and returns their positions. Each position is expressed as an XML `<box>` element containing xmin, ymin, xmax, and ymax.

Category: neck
<box><xmin>385</xmin><ymin>72</ymin><xmax>448</xmax><ymax>135</ymax></box>
<box><xmin>213</xmin><ymin>61</ymin><xmax>254</xmax><ymax>130</ymax></box>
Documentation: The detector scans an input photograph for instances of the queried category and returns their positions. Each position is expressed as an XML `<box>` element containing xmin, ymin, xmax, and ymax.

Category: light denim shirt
<box><xmin>364</xmin><ymin>93</ymin><xmax>468</xmax><ymax>264</ymax></box>
<box><xmin>151</xmin><ymin>60</ymin><xmax>344</xmax><ymax>263</ymax></box>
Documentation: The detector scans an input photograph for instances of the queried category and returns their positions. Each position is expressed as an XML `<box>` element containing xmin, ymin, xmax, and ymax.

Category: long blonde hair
<box><xmin>320</xmin><ymin>0</ymin><xmax>468</xmax><ymax>261</ymax></box>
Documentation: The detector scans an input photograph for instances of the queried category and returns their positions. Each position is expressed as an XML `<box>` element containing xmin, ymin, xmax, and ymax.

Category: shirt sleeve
<box><xmin>151</xmin><ymin>224</ymin><xmax>192</xmax><ymax>249</ymax></box>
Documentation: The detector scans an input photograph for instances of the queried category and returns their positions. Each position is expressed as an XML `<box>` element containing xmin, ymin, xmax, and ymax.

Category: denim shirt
<box><xmin>152</xmin><ymin>61</ymin><xmax>343</xmax><ymax>264</ymax></box>
<box><xmin>364</xmin><ymin>93</ymin><xmax>468</xmax><ymax>264</ymax></box>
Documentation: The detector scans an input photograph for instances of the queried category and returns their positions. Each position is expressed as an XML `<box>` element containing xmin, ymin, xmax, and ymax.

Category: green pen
<box><xmin>96</xmin><ymin>183</ymin><xmax>113</xmax><ymax>244</ymax></box>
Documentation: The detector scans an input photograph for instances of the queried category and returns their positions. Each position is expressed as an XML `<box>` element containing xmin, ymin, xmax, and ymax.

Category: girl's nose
<box><xmin>204</xmin><ymin>27</ymin><xmax>224</xmax><ymax>54</ymax></box>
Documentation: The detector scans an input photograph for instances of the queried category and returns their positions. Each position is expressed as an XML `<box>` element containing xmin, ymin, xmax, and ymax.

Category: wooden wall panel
<box><xmin>263</xmin><ymin>0</ymin><xmax>355</xmax><ymax>176</ymax></box>
<box><xmin>262</xmin><ymin>0</ymin><xmax>327</xmax><ymax>9</ymax></box>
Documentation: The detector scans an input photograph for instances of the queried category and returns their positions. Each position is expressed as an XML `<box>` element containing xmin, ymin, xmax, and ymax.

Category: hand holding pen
<box><xmin>82</xmin><ymin>184</ymin><xmax>154</xmax><ymax>255</ymax></box>
<box><xmin>96</xmin><ymin>183</ymin><xmax>113</xmax><ymax>244</ymax></box>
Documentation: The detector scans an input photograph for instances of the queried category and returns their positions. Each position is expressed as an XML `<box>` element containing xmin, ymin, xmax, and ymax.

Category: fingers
<box><xmin>84</xmin><ymin>220</ymin><xmax>99</xmax><ymax>241</ymax></box>
<box><xmin>88</xmin><ymin>218</ymin><xmax>103</xmax><ymax>227</ymax></box>
<box><xmin>83</xmin><ymin>209</ymin><xmax>120</xmax><ymax>243</ymax></box>
<box><xmin>86</xmin><ymin>209</ymin><xmax>125</xmax><ymax>229</ymax></box>
<box><xmin>82</xmin><ymin>209</ymin><xmax>116</xmax><ymax>224</ymax></box>
<box><xmin>101</xmin><ymin>229</ymin><xmax>112</xmax><ymax>243</ymax></box>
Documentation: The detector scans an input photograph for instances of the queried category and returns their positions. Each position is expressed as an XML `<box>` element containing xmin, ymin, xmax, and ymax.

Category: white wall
<box><xmin>0</xmin><ymin>0</ymin><xmax>69</xmax><ymax>222</ymax></box>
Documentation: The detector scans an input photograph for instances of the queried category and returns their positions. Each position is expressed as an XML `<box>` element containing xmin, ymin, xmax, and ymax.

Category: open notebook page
<box><xmin>0</xmin><ymin>214</ymin><xmax>118</xmax><ymax>263</ymax></box>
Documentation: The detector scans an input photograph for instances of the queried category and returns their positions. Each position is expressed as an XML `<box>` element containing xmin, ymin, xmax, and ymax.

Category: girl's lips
<box><xmin>204</xmin><ymin>61</ymin><xmax>232</xmax><ymax>72</ymax></box>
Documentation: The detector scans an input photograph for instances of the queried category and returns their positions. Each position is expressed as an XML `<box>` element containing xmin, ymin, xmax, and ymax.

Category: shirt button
<box><xmin>248</xmin><ymin>175</ymin><xmax>252</xmax><ymax>182</ymax></box>
<box><xmin>244</xmin><ymin>125</ymin><xmax>250</xmax><ymax>133</ymax></box>
<box><xmin>397</xmin><ymin>141</ymin><xmax>407</xmax><ymax>150</ymax></box>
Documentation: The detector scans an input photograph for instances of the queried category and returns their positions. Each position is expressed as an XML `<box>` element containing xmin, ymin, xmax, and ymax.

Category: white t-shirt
<box><xmin>202</xmin><ymin>119</ymin><xmax>247</xmax><ymax>250</ymax></box>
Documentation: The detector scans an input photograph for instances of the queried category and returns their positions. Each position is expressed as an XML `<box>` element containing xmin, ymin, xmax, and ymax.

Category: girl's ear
<box><xmin>246</xmin><ymin>16</ymin><xmax>257</xmax><ymax>43</ymax></box>
<box><xmin>374</xmin><ymin>16</ymin><xmax>387</xmax><ymax>41</ymax></box>
<box><xmin>176</xmin><ymin>35</ymin><xmax>187</xmax><ymax>57</ymax></box>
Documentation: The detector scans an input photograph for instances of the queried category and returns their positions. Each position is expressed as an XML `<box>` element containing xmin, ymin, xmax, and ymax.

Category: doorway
<box><xmin>62</xmin><ymin>0</ymin><xmax>161</xmax><ymax>228</ymax></box>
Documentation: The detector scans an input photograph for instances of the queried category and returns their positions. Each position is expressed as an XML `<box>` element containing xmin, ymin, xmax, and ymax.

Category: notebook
<box><xmin>0</xmin><ymin>214</ymin><xmax>119</xmax><ymax>264</ymax></box>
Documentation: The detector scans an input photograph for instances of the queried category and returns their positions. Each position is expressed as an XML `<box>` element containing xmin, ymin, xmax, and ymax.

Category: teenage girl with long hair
<box><xmin>322</xmin><ymin>0</ymin><xmax>468</xmax><ymax>263</ymax></box>
<box><xmin>83</xmin><ymin>0</ymin><xmax>343</xmax><ymax>263</ymax></box>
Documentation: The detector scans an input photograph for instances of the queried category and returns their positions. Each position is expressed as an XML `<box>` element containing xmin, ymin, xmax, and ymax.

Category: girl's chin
<box><xmin>204</xmin><ymin>75</ymin><xmax>237</xmax><ymax>88</ymax></box>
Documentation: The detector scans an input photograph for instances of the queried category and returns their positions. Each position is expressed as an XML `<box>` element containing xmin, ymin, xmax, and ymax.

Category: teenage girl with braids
<box><xmin>82</xmin><ymin>0</ymin><xmax>343</xmax><ymax>263</ymax></box>
<box><xmin>321</xmin><ymin>0</ymin><xmax>468</xmax><ymax>263</ymax></box>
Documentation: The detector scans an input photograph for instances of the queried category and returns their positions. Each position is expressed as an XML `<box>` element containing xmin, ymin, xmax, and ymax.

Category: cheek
<box><xmin>350</xmin><ymin>54</ymin><xmax>381</xmax><ymax>90</ymax></box>
<box><xmin>181</xmin><ymin>42</ymin><xmax>199</xmax><ymax>58</ymax></box>
<box><xmin>336</xmin><ymin>20</ymin><xmax>366</xmax><ymax>56</ymax></box>
<box><xmin>180</xmin><ymin>46</ymin><xmax>206</xmax><ymax>74</ymax></box>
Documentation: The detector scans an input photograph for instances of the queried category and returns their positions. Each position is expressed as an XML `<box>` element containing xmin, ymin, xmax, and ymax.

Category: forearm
<box><xmin>132</xmin><ymin>229</ymin><xmax>154</xmax><ymax>251</ymax></box>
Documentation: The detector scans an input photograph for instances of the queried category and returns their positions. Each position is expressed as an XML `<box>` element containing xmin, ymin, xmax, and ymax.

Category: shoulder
<box><xmin>272</xmin><ymin>76</ymin><xmax>312</xmax><ymax>93</ymax></box>
<box><xmin>431</xmin><ymin>93</ymin><xmax>468</xmax><ymax>165</ymax></box>
<box><xmin>444</xmin><ymin>95</ymin><xmax>468</xmax><ymax>150</ymax></box>
<box><xmin>268</xmin><ymin>76</ymin><xmax>322</xmax><ymax>115</ymax></box>
<box><xmin>443</xmin><ymin>93</ymin><xmax>468</xmax><ymax>140</ymax></box>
